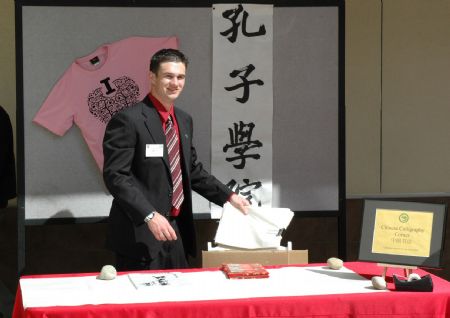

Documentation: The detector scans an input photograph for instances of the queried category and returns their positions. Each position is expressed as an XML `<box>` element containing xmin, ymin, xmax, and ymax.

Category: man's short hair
<box><xmin>150</xmin><ymin>49</ymin><xmax>189</xmax><ymax>73</ymax></box>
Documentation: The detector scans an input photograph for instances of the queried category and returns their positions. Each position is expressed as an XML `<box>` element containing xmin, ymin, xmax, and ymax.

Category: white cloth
<box><xmin>214</xmin><ymin>202</ymin><xmax>294</xmax><ymax>249</ymax></box>
<box><xmin>20</xmin><ymin>266</ymin><xmax>387</xmax><ymax>309</ymax></box>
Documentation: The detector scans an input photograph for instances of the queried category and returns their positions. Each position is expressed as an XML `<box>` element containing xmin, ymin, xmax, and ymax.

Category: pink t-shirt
<box><xmin>33</xmin><ymin>36</ymin><xmax>178</xmax><ymax>170</ymax></box>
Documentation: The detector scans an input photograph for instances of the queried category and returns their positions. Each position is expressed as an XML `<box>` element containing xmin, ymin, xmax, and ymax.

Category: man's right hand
<box><xmin>146</xmin><ymin>212</ymin><xmax>177</xmax><ymax>241</ymax></box>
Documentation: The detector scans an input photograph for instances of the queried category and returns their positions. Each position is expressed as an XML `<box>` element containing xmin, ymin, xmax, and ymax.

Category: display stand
<box><xmin>378</xmin><ymin>263</ymin><xmax>417</xmax><ymax>279</ymax></box>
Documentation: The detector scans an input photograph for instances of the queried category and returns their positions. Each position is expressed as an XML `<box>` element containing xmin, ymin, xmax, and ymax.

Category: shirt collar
<box><xmin>148</xmin><ymin>93</ymin><xmax>175</xmax><ymax>123</ymax></box>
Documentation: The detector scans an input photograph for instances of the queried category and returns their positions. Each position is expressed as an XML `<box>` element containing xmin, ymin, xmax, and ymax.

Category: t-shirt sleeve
<box><xmin>33</xmin><ymin>66</ymin><xmax>75</xmax><ymax>136</ymax></box>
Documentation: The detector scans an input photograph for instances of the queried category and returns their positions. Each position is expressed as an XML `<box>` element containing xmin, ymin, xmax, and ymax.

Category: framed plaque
<box><xmin>358</xmin><ymin>200</ymin><xmax>447</xmax><ymax>268</ymax></box>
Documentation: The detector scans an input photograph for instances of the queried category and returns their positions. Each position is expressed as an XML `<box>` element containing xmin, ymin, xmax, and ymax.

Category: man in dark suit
<box><xmin>103</xmin><ymin>49</ymin><xmax>249</xmax><ymax>270</ymax></box>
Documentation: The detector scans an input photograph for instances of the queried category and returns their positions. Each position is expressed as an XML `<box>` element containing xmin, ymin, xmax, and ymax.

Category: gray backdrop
<box><xmin>21</xmin><ymin>5</ymin><xmax>340</xmax><ymax>221</ymax></box>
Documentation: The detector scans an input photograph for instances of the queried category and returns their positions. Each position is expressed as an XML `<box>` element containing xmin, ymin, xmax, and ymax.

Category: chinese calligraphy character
<box><xmin>224</xmin><ymin>64</ymin><xmax>264</xmax><ymax>104</ymax></box>
<box><xmin>227</xmin><ymin>178</ymin><xmax>262</xmax><ymax>206</ymax></box>
<box><xmin>223</xmin><ymin>121</ymin><xmax>262</xmax><ymax>169</ymax></box>
<box><xmin>220</xmin><ymin>4</ymin><xmax>267</xmax><ymax>43</ymax></box>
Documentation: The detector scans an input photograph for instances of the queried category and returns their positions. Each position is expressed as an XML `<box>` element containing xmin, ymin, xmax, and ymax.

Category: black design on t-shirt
<box><xmin>99</xmin><ymin>77</ymin><xmax>116</xmax><ymax>95</ymax></box>
<box><xmin>88</xmin><ymin>76</ymin><xmax>140</xmax><ymax>123</ymax></box>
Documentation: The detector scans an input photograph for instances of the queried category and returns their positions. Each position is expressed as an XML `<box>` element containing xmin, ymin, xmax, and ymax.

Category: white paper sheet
<box><xmin>127</xmin><ymin>272</ymin><xmax>184</xmax><ymax>289</ymax></box>
<box><xmin>214</xmin><ymin>202</ymin><xmax>294</xmax><ymax>249</ymax></box>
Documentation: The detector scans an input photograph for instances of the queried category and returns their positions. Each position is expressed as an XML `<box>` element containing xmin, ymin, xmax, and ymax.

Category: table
<box><xmin>13</xmin><ymin>262</ymin><xmax>450</xmax><ymax>318</ymax></box>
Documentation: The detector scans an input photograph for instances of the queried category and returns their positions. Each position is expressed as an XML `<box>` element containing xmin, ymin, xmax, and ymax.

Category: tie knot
<box><xmin>166</xmin><ymin>116</ymin><xmax>173</xmax><ymax>129</ymax></box>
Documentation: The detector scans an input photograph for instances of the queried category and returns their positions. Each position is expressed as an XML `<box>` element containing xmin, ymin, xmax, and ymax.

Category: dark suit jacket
<box><xmin>103</xmin><ymin>96</ymin><xmax>232</xmax><ymax>261</ymax></box>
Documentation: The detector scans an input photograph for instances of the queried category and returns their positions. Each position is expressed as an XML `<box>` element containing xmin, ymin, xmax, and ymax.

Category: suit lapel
<box><xmin>141</xmin><ymin>96</ymin><xmax>170</xmax><ymax>169</ymax></box>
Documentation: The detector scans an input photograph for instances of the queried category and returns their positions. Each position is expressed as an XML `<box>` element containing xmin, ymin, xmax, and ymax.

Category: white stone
<box><xmin>97</xmin><ymin>265</ymin><xmax>117</xmax><ymax>280</ymax></box>
<box><xmin>327</xmin><ymin>257</ymin><xmax>343</xmax><ymax>270</ymax></box>
<box><xmin>371</xmin><ymin>276</ymin><xmax>387</xmax><ymax>290</ymax></box>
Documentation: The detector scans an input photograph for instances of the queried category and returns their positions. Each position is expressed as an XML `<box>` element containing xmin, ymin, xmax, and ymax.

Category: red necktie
<box><xmin>165</xmin><ymin>116</ymin><xmax>184</xmax><ymax>215</ymax></box>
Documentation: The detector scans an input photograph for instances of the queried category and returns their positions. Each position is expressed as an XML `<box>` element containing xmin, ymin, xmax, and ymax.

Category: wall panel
<box><xmin>382</xmin><ymin>0</ymin><xmax>450</xmax><ymax>194</ymax></box>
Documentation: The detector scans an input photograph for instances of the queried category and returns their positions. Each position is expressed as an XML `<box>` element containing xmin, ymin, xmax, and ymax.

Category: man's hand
<box><xmin>229</xmin><ymin>193</ymin><xmax>250</xmax><ymax>215</ymax></box>
<box><xmin>146</xmin><ymin>212</ymin><xmax>177</xmax><ymax>241</ymax></box>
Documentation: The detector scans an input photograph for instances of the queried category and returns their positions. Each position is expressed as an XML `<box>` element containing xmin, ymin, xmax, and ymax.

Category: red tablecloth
<box><xmin>12</xmin><ymin>262</ymin><xmax>450</xmax><ymax>318</ymax></box>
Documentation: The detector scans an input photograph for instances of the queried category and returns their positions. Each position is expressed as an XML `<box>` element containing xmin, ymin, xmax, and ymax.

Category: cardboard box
<box><xmin>202</xmin><ymin>249</ymin><xmax>308</xmax><ymax>268</ymax></box>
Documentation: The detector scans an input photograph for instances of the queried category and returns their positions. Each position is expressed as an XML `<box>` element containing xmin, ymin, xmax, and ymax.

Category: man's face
<box><xmin>150</xmin><ymin>61</ymin><xmax>186</xmax><ymax>109</ymax></box>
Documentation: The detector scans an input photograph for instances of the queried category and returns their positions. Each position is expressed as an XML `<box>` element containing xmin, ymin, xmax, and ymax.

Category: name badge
<box><xmin>146</xmin><ymin>144</ymin><xmax>163</xmax><ymax>157</ymax></box>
